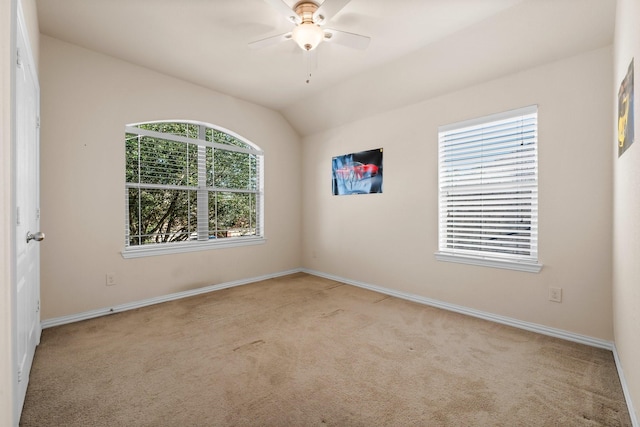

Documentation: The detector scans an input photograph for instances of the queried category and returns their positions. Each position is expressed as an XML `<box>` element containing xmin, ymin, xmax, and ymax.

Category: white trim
<box><xmin>121</xmin><ymin>237</ymin><xmax>266</xmax><ymax>259</ymax></box>
<box><xmin>125</xmin><ymin>182</ymin><xmax>260</xmax><ymax>194</ymax></box>
<box><xmin>44</xmin><ymin>266</ymin><xmax>614</xmax><ymax>350</ymax></box>
<box><xmin>125</xmin><ymin>126</ymin><xmax>263</xmax><ymax>156</ymax></box>
<box><xmin>438</xmin><ymin>104</ymin><xmax>538</xmax><ymax>133</ymax></box>
<box><xmin>437</xmin><ymin>105</ymin><xmax>539</xmax><ymax>266</ymax></box>
<box><xmin>8</xmin><ymin>1</ymin><xmax>18</xmax><ymax>425</ymax></box>
<box><xmin>124</xmin><ymin>121</ymin><xmax>264</xmax><ymax>251</ymax></box>
<box><xmin>39</xmin><ymin>268</ymin><xmax>635</xmax><ymax>424</ymax></box>
<box><xmin>302</xmin><ymin>271</ymin><xmax>639</xmax><ymax>423</ymax></box>
<box><xmin>302</xmin><ymin>269</ymin><xmax>611</xmax><ymax>350</ymax></box>
<box><xmin>434</xmin><ymin>251</ymin><xmax>543</xmax><ymax>273</ymax></box>
<box><xmin>41</xmin><ymin>268</ymin><xmax>302</xmax><ymax>329</ymax></box>
<box><xmin>307</xmin><ymin>266</ymin><xmax>635</xmax><ymax>421</ymax></box>
<box><xmin>613</xmin><ymin>345</ymin><xmax>639</xmax><ymax>427</ymax></box>
<box><xmin>126</xmin><ymin>119</ymin><xmax>262</xmax><ymax>153</ymax></box>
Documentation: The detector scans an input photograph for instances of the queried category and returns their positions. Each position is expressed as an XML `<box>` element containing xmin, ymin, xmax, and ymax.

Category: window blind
<box><xmin>124</xmin><ymin>123</ymin><xmax>263</xmax><ymax>248</ymax></box>
<box><xmin>438</xmin><ymin>106</ymin><xmax>538</xmax><ymax>262</ymax></box>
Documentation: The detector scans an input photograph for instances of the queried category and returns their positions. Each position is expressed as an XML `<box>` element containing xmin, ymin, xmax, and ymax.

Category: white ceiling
<box><xmin>36</xmin><ymin>0</ymin><xmax>616</xmax><ymax>135</ymax></box>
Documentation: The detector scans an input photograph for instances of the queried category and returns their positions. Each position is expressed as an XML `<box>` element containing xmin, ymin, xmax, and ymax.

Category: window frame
<box><xmin>122</xmin><ymin>120</ymin><xmax>265</xmax><ymax>259</ymax></box>
<box><xmin>434</xmin><ymin>106</ymin><xmax>542</xmax><ymax>273</ymax></box>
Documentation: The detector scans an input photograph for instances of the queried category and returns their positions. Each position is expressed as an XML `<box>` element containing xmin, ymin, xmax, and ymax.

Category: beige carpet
<box><xmin>21</xmin><ymin>273</ymin><xmax>631</xmax><ymax>426</ymax></box>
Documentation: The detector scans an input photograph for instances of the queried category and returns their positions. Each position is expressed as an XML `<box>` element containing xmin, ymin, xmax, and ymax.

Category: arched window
<box><xmin>123</xmin><ymin>121</ymin><xmax>264</xmax><ymax>258</ymax></box>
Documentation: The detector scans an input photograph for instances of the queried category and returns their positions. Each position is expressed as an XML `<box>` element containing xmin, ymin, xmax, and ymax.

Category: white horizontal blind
<box><xmin>438</xmin><ymin>106</ymin><xmax>538</xmax><ymax>262</ymax></box>
<box><xmin>125</xmin><ymin>122</ymin><xmax>263</xmax><ymax>247</ymax></box>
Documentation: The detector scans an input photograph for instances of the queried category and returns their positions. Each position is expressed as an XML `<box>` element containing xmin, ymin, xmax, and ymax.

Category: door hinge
<box><xmin>36</xmin><ymin>300</ymin><xmax>40</xmax><ymax>313</ymax></box>
<box><xmin>16</xmin><ymin>48</ymin><xmax>22</xmax><ymax>68</ymax></box>
<box><xmin>36</xmin><ymin>208</ymin><xmax>40</xmax><ymax>220</ymax></box>
<box><xmin>17</xmin><ymin>368</ymin><xmax>22</xmax><ymax>383</ymax></box>
<box><xmin>16</xmin><ymin>206</ymin><xmax>20</xmax><ymax>226</ymax></box>
<box><xmin>36</xmin><ymin>116</ymin><xmax>40</xmax><ymax>129</ymax></box>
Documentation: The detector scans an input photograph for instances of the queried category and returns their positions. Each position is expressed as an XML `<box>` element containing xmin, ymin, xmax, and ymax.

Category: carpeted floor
<box><xmin>21</xmin><ymin>273</ymin><xmax>632</xmax><ymax>426</ymax></box>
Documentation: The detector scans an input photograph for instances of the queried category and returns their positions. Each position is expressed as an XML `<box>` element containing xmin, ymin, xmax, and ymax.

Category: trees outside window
<box><xmin>124</xmin><ymin>121</ymin><xmax>263</xmax><ymax>257</ymax></box>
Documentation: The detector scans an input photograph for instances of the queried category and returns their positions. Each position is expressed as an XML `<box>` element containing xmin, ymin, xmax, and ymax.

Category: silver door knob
<box><xmin>26</xmin><ymin>231</ymin><xmax>45</xmax><ymax>243</ymax></box>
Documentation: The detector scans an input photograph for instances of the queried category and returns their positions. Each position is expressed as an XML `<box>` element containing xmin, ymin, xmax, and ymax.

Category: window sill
<box><xmin>434</xmin><ymin>251</ymin><xmax>543</xmax><ymax>273</ymax></box>
<box><xmin>122</xmin><ymin>237</ymin><xmax>266</xmax><ymax>259</ymax></box>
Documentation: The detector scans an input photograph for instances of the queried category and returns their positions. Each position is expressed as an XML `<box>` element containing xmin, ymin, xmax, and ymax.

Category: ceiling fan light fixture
<box><xmin>291</xmin><ymin>22</ymin><xmax>324</xmax><ymax>51</ymax></box>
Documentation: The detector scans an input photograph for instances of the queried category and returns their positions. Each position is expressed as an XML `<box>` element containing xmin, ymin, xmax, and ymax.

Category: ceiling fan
<box><xmin>249</xmin><ymin>0</ymin><xmax>371</xmax><ymax>52</ymax></box>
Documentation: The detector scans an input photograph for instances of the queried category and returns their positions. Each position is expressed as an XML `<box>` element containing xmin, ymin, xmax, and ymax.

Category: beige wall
<box><xmin>613</xmin><ymin>0</ymin><xmax>640</xmax><ymax>422</ymax></box>
<box><xmin>9</xmin><ymin>1</ymin><xmax>638</xmax><ymax>422</ymax></box>
<box><xmin>39</xmin><ymin>35</ymin><xmax>302</xmax><ymax>320</ymax></box>
<box><xmin>302</xmin><ymin>46</ymin><xmax>614</xmax><ymax>341</ymax></box>
<box><xmin>20</xmin><ymin>0</ymin><xmax>38</xmax><ymax>71</ymax></box>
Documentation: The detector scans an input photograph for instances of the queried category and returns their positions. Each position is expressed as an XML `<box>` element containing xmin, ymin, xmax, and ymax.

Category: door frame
<box><xmin>3</xmin><ymin>0</ymin><xmax>19</xmax><ymax>424</ymax></box>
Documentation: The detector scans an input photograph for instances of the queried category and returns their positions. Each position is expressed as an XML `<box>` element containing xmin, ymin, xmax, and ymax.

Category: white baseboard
<box><xmin>40</xmin><ymin>268</ymin><xmax>303</xmax><ymax>329</ymax></box>
<box><xmin>613</xmin><ymin>345</ymin><xmax>640</xmax><ymax>427</ymax></box>
<box><xmin>44</xmin><ymin>267</ymin><xmax>615</xmax><ymax>348</ymax></box>
<box><xmin>303</xmin><ymin>269</ymin><xmax>640</xmax><ymax>425</ymax></box>
<box><xmin>40</xmin><ymin>267</ymin><xmax>636</xmax><ymax>426</ymax></box>
<box><xmin>302</xmin><ymin>269</ymin><xmax>614</xmax><ymax>350</ymax></box>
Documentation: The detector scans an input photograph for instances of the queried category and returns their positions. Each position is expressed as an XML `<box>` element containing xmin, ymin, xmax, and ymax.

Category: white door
<box><xmin>14</xmin><ymin>6</ymin><xmax>42</xmax><ymax>419</ymax></box>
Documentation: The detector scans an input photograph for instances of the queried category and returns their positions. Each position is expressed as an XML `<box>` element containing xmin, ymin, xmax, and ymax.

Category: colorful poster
<box><xmin>332</xmin><ymin>148</ymin><xmax>383</xmax><ymax>195</ymax></box>
<box><xmin>618</xmin><ymin>58</ymin><xmax>635</xmax><ymax>157</ymax></box>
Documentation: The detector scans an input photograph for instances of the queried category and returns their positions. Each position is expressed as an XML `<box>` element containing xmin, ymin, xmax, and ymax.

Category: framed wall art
<box><xmin>332</xmin><ymin>148</ymin><xmax>383</xmax><ymax>195</ymax></box>
<box><xmin>618</xmin><ymin>58</ymin><xmax>635</xmax><ymax>157</ymax></box>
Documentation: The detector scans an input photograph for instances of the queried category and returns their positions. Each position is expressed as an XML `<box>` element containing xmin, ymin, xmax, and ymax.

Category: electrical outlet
<box><xmin>548</xmin><ymin>287</ymin><xmax>562</xmax><ymax>303</ymax></box>
<box><xmin>106</xmin><ymin>273</ymin><xmax>117</xmax><ymax>286</ymax></box>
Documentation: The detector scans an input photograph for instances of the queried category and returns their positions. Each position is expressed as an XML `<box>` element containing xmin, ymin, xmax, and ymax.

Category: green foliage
<box><xmin>209</xmin><ymin>149</ymin><xmax>257</xmax><ymax>190</ymax></box>
<box><xmin>128</xmin><ymin>189</ymin><xmax>197</xmax><ymax>244</ymax></box>
<box><xmin>139</xmin><ymin>122</ymin><xmax>200</xmax><ymax>139</ymax></box>
<box><xmin>206</xmin><ymin>128</ymin><xmax>249</xmax><ymax>148</ymax></box>
<box><xmin>126</xmin><ymin>122</ymin><xmax>259</xmax><ymax>246</ymax></box>
<box><xmin>209</xmin><ymin>192</ymin><xmax>256</xmax><ymax>238</ymax></box>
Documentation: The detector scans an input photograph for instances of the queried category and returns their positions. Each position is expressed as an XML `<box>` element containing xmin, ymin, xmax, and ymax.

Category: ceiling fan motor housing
<box><xmin>248</xmin><ymin>0</ymin><xmax>369</xmax><ymax>53</ymax></box>
<box><xmin>294</xmin><ymin>1</ymin><xmax>320</xmax><ymax>22</ymax></box>
<box><xmin>292</xmin><ymin>1</ymin><xmax>324</xmax><ymax>50</ymax></box>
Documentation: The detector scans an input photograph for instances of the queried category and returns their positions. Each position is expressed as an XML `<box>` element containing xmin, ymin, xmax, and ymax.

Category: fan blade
<box><xmin>248</xmin><ymin>32</ymin><xmax>292</xmax><ymax>49</ymax></box>
<box><xmin>313</xmin><ymin>0</ymin><xmax>351</xmax><ymax>24</ymax></box>
<box><xmin>264</xmin><ymin>0</ymin><xmax>301</xmax><ymax>24</ymax></box>
<box><xmin>323</xmin><ymin>28</ymin><xmax>370</xmax><ymax>50</ymax></box>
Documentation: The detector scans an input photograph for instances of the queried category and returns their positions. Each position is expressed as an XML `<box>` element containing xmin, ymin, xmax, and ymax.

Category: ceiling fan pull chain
<box><xmin>304</xmin><ymin>49</ymin><xmax>319</xmax><ymax>84</ymax></box>
<box><xmin>304</xmin><ymin>51</ymin><xmax>312</xmax><ymax>84</ymax></box>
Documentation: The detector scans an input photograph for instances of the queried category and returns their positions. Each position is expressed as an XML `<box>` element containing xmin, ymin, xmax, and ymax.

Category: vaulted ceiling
<box><xmin>36</xmin><ymin>0</ymin><xmax>616</xmax><ymax>135</ymax></box>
